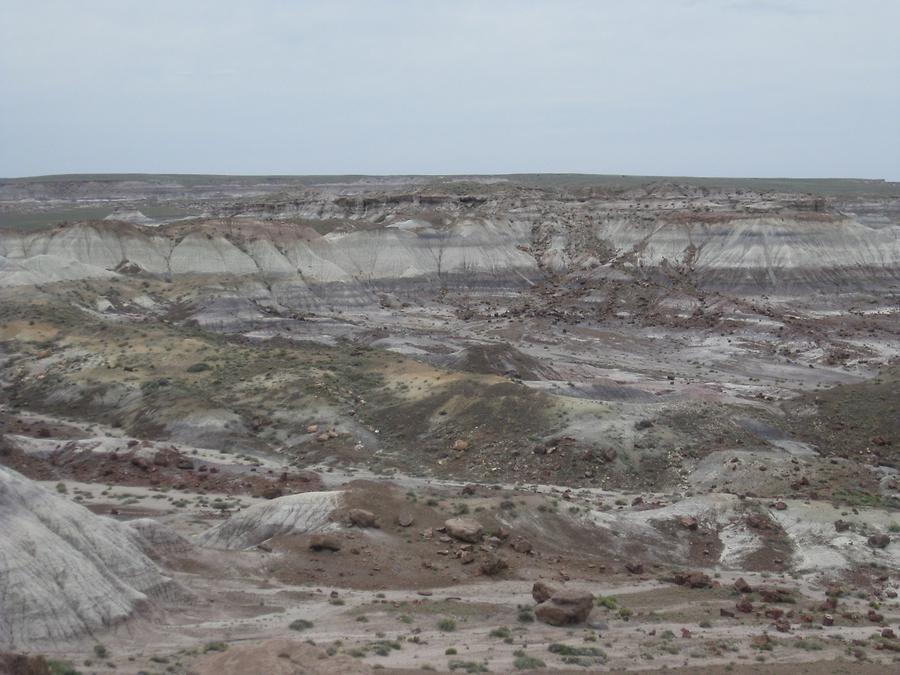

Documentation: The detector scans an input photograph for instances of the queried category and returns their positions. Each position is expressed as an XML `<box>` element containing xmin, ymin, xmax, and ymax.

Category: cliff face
<box><xmin>0</xmin><ymin>218</ymin><xmax>539</xmax><ymax>292</ymax></box>
<box><xmin>1</xmin><ymin>183</ymin><xmax>898</xmax><ymax>296</ymax></box>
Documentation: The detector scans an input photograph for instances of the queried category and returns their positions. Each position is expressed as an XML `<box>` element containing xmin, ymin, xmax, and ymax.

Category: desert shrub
<box><xmin>47</xmin><ymin>661</ymin><xmax>80</xmax><ymax>675</ymax></box>
<box><xmin>448</xmin><ymin>661</ymin><xmax>488</xmax><ymax>673</ymax></box>
<box><xmin>438</xmin><ymin>618</ymin><xmax>457</xmax><ymax>632</ymax></box>
<box><xmin>513</xmin><ymin>652</ymin><xmax>546</xmax><ymax>670</ymax></box>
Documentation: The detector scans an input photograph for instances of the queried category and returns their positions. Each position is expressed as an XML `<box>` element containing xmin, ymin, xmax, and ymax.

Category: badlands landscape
<box><xmin>1</xmin><ymin>173</ymin><xmax>899</xmax><ymax>674</ymax></box>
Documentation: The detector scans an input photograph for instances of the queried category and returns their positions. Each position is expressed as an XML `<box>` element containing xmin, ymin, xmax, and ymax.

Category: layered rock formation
<box><xmin>0</xmin><ymin>466</ymin><xmax>182</xmax><ymax>647</ymax></box>
<box><xmin>195</xmin><ymin>490</ymin><xmax>343</xmax><ymax>550</ymax></box>
<box><xmin>1</xmin><ymin>182</ymin><xmax>897</xmax><ymax>297</ymax></box>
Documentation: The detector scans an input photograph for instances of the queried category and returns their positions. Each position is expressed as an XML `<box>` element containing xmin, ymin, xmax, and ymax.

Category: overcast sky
<box><xmin>1</xmin><ymin>0</ymin><xmax>898</xmax><ymax>179</ymax></box>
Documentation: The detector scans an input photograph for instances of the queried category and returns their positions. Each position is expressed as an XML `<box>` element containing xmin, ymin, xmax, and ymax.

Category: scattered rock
<box><xmin>868</xmin><ymin>534</ymin><xmax>891</xmax><ymax>549</ymax></box>
<box><xmin>152</xmin><ymin>450</ymin><xmax>171</xmax><ymax>467</ymax></box>
<box><xmin>479</xmin><ymin>554</ymin><xmax>508</xmax><ymax>576</ymax></box>
<box><xmin>734</xmin><ymin>577</ymin><xmax>753</xmax><ymax>594</ymax></box>
<box><xmin>532</xmin><ymin>581</ymin><xmax>557</xmax><ymax>604</ymax></box>
<box><xmin>347</xmin><ymin>509</ymin><xmax>378</xmax><ymax>528</ymax></box>
<box><xmin>535</xmin><ymin>589</ymin><xmax>594</xmax><ymax>626</ymax></box>
<box><xmin>672</xmin><ymin>571</ymin><xmax>712</xmax><ymax>589</ymax></box>
<box><xmin>790</xmin><ymin>476</ymin><xmax>809</xmax><ymax>490</ymax></box>
<box><xmin>746</xmin><ymin>513</ymin><xmax>777</xmax><ymax>530</ymax></box>
<box><xmin>511</xmin><ymin>536</ymin><xmax>533</xmax><ymax>553</ymax></box>
<box><xmin>260</xmin><ymin>486</ymin><xmax>283</xmax><ymax>500</ymax></box>
<box><xmin>678</xmin><ymin>515</ymin><xmax>699</xmax><ymax>530</ymax></box>
<box><xmin>444</xmin><ymin>517</ymin><xmax>483</xmax><ymax>543</ymax></box>
<box><xmin>736</xmin><ymin>598</ymin><xmax>754</xmax><ymax>613</ymax></box>
<box><xmin>834</xmin><ymin>520</ymin><xmax>851</xmax><ymax>532</ymax></box>
<box><xmin>309</xmin><ymin>534</ymin><xmax>341</xmax><ymax>552</ymax></box>
<box><xmin>396</xmin><ymin>513</ymin><xmax>414</xmax><ymax>528</ymax></box>
<box><xmin>625</xmin><ymin>561</ymin><xmax>644</xmax><ymax>575</ymax></box>
<box><xmin>130</xmin><ymin>456</ymin><xmax>150</xmax><ymax>470</ymax></box>
<box><xmin>758</xmin><ymin>587</ymin><xmax>794</xmax><ymax>604</ymax></box>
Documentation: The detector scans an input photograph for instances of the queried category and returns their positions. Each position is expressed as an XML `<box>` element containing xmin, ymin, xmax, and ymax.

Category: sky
<box><xmin>1</xmin><ymin>0</ymin><xmax>898</xmax><ymax>179</ymax></box>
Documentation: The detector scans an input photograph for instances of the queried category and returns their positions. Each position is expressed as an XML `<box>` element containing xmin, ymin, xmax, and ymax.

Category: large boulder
<box><xmin>347</xmin><ymin>508</ymin><xmax>378</xmax><ymax>528</ymax></box>
<box><xmin>444</xmin><ymin>517</ymin><xmax>483</xmax><ymax>543</ymax></box>
<box><xmin>672</xmin><ymin>571</ymin><xmax>712</xmax><ymax>589</ymax></box>
<box><xmin>535</xmin><ymin>589</ymin><xmax>594</xmax><ymax>626</ymax></box>
<box><xmin>868</xmin><ymin>534</ymin><xmax>891</xmax><ymax>549</ymax></box>
<box><xmin>532</xmin><ymin>581</ymin><xmax>557</xmax><ymax>604</ymax></box>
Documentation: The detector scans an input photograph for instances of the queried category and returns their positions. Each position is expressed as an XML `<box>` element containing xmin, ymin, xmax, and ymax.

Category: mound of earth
<box><xmin>429</xmin><ymin>341</ymin><xmax>559</xmax><ymax>380</ymax></box>
<box><xmin>195</xmin><ymin>490</ymin><xmax>343</xmax><ymax>549</ymax></box>
<box><xmin>0</xmin><ymin>466</ymin><xmax>183</xmax><ymax>648</ymax></box>
<box><xmin>0</xmin><ymin>254</ymin><xmax>116</xmax><ymax>287</ymax></box>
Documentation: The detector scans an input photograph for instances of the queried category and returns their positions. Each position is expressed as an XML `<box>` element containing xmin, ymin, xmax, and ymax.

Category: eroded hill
<box><xmin>1</xmin><ymin>175</ymin><xmax>898</xmax><ymax>673</ymax></box>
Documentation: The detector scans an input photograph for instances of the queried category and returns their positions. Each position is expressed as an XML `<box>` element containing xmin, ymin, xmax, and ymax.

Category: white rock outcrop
<box><xmin>195</xmin><ymin>490</ymin><xmax>343</xmax><ymax>550</ymax></box>
<box><xmin>1</xmin><ymin>196</ymin><xmax>897</xmax><ymax>295</ymax></box>
<box><xmin>0</xmin><ymin>466</ymin><xmax>183</xmax><ymax>648</ymax></box>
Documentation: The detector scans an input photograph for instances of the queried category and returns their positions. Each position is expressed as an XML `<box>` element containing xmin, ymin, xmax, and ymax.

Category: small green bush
<box><xmin>438</xmin><ymin>618</ymin><xmax>457</xmax><ymax>632</ymax></box>
<box><xmin>548</xmin><ymin>643</ymin><xmax>607</xmax><ymax>661</ymax></box>
<box><xmin>448</xmin><ymin>661</ymin><xmax>488</xmax><ymax>673</ymax></box>
<box><xmin>513</xmin><ymin>652</ymin><xmax>546</xmax><ymax>670</ymax></box>
<box><xmin>596</xmin><ymin>595</ymin><xmax>617</xmax><ymax>610</ymax></box>
<box><xmin>47</xmin><ymin>661</ymin><xmax>80</xmax><ymax>675</ymax></box>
